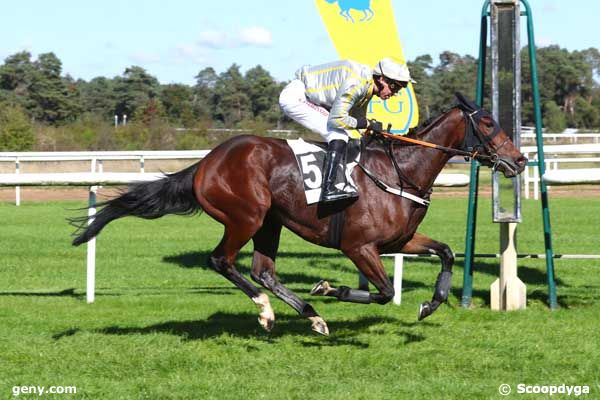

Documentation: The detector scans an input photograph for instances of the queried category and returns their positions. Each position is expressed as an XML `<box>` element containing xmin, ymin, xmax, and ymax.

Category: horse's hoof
<box><xmin>418</xmin><ymin>302</ymin><xmax>433</xmax><ymax>321</ymax></box>
<box><xmin>311</xmin><ymin>280</ymin><xmax>331</xmax><ymax>296</ymax></box>
<box><xmin>258</xmin><ymin>315</ymin><xmax>274</xmax><ymax>332</ymax></box>
<box><xmin>253</xmin><ymin>293</ymin><xmax>275</xmax><ymax>332</ymax></box>
<box><xmin>309</xmin><ymin>316</ymin><xmax>330</xmax><ymax>336</ymax></box>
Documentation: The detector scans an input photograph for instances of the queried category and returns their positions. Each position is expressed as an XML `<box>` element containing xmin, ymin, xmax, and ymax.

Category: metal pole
<box><xmin>521</xmin><ymin>0</ymin><xmax>557</xmax><ymax>309</ymax></box>
<box><xmin>462</xmin><ymin>0</ymin><xmax>489</xmax><ymax>308</ymax></box>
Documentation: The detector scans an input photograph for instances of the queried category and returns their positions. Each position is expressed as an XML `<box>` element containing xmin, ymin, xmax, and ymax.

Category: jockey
<box><xmin>279</xmin><ymin>57</ymin><xmax>416</xmax><ymax>203</ymax></box>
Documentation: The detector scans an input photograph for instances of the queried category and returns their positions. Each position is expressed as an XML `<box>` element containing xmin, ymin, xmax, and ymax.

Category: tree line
<box><xmin>0</xmin><ymin>46</ymin><xmax>599</xmax><ymax>151</ymax></box>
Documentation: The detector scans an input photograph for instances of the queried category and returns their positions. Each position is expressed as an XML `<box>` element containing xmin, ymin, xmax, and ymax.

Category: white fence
<box><xmin>521</xmin><ymin>144</ymin><xmax>600</xmax><ymax>199</ymax></box>
<box><xmin>521</xmin><ymin>132</ymin><xmax>600</xmax><ymax>144</ymax></box>
<box><xmin>0</xmin><ymin>150</ymin><xmax>210</xmax><ymax>205</ymax></box>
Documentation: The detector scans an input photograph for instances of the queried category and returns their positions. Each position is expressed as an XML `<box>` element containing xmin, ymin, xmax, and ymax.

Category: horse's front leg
<box><xmin>400</xmin><ymin>232</ymin><xmax>454</xmax><ymax>320</ymax></box>
<box><xmin>311</xmin><ymin>244</ymin><xmax>395</xmax><ymax>305</ymax></box>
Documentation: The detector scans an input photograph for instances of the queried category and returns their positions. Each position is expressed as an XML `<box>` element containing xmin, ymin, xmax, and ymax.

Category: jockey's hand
<box><xmin>367</xmin><ymin>119</ymin><xmax>383</xmax><ymax>134</ymax></box>
<box><xmin>356</xmin><ymin>118</ymin><xmax>384</xmax><ymax>135</ymax></box>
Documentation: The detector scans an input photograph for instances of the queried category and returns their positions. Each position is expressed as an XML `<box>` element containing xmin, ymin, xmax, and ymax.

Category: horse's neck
<box><xmin>395</xmin><ymin>109</ymin><xmax>465</xmax><ymax>190</ymax></box>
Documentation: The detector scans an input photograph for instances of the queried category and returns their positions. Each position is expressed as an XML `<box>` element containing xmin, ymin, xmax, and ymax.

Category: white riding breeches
<box><xmin>279</xmin><ymin>79</ymin><xmax>349</xmax><ymax>143</ymax></box>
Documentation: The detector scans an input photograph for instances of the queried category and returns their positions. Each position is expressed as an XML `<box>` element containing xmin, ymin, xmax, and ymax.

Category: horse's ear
<box><xmin>454</xmin><ymin>92</ymin><xmax>479</xmax><ymax>112</ymax></box>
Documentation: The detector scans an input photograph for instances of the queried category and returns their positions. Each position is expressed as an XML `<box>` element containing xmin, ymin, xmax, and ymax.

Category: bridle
<box><xmin>368</xmin><ymin>105</ymin><xmax>513</xmax><ymax>167</ymax></box>
<box><xmin>460</xmin><ymin>108</ymin><xmax>512</xmax><ymax>163</ymax></box>
<box><xmin>358</xmin><ymin>106</ymin><xmax>510</xmax><ymax>198</ymax></box>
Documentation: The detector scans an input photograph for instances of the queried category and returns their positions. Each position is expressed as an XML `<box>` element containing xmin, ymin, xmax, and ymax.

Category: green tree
<box><xmin>27</xmin><ymin>52</ymin><xmax>81</xmax><ymax>123</ymax></box>
<box><xmin>0</xmin><ymin>103</ymin><xmax>34</xmax><ymax>150</ymax></box>
<box><xmin>569</xmin><ymin>96</ymin><xmax>598</xmax><ymax>128</ymax></box>
<box><xmin>114</xmin><ymin>66</ymin><xmax>160</xmax><ymax>121</ymax></box>
<box><xmin>245</xmin><ymin>65</ymin><xmax>282</xmax><ymax>123</ymax></box>
<box><xmin>0</xmin><ymin>51</ymin><xmax>36</xmax><ymax>110</ymax></box>
<box><xmin>193</xmin><ymin>67</ymin><xmax>217</xmax><ymax>120</ymax></box>
<box><xmin>133</xmin><ymin>97</ymin><xmax>166</xmax><ymax>125</ymax></box>
<box><xmin>522</xmin><ymin>46</ymin><xmax>593</xmax><ymax>125</ymax></box>
<box><xmin>543</xmin><ymin>101</ymin><xmax>566</xmax><ymax>132</ymax></box>
<box><xmin>78</xmin><ymin>77</ymin><xmax>117</xmax><ymax>119</ymax></box>
<box><xmin>408</xmin><ymin>54</ymin><xmax>434</xmax><ymax>120</ymax></box>
<box><xmin>429</xmin><ymin>52</ymin><xmax>478</xmax><ymax>116</ymax></box>
<box><xmin>161</xmin><ymin>83</ymin><xmax>194</xmax><ymax>126</ymax></box>
<box><xmin>213</xmin><ymin>64</ymin><xmax>252</xmax><ymax>126</ymax></box>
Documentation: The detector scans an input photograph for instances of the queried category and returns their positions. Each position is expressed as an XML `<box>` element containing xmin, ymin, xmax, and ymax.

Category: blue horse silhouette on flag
<box><xmin>325</xmin><ymin>0</ymin><xmax>374</xmax><ymax>23</ymax></box>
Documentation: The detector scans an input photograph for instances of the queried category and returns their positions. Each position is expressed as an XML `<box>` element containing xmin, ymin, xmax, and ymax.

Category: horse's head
<box><xmin>456</xmin><ymin>93</ymin><xmax>527</xmax><ymax>178</ymax></box>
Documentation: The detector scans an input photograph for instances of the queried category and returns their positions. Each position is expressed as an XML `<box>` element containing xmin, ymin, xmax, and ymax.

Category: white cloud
<box><xmin>194</xmin><ymin>26</ymin><xmax>273</xmax><ymax>50</ymax></box>
<box><xmin>198</xmin><ymin>30</ymin><xmax>229</xmax><ymax>49</ymax></box>
<box><xmin>238</xmin><ymin>26</ymin><xmax>272</xmax><ymax>47</ymax></box>
<box><xmin>172</xmin><ymin>43</ymin><xmax>208</xmax><ymax>64</ymax></box>
<box><xmin>129</xmin><ymin>51</ymin><xmax>161</xmax><ymax>64</ymax></box>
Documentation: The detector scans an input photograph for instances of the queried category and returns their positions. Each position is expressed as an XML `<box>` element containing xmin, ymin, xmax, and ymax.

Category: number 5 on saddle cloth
<box><xmin>287</xmin><ymin>138</ymin><xmax>360</xmax><ymax>205</ymax></box>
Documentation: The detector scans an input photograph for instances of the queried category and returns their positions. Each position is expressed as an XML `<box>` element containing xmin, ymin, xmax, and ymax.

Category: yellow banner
<box><xmin>315</xmin><ymin>0</ymin><xmax>418</xmax><ymax>134</ymax></box>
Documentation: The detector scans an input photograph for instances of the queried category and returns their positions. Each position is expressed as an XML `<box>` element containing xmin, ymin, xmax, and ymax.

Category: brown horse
<box><xmin>72</xmin><ymin>93</ymin><xmax>526</xmax><ymax>335</ymax></box>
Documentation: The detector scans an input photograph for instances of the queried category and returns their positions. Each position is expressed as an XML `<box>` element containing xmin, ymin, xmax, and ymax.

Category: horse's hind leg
<box><xmin>400</xmin><ymin>232</ymin><xmax>454</xmax><ymax>320</ymax></box>
<box><xmin>208</xmin><ymin>228</ymin><xmax>275</xmax><ymax>331</ymax></box>
<box><xmin>312</xmin><ymin>244</ymin><xmax>395</xmax><ymax>305</ymax></box>
<box><xmin>250</xmin><ymin>217</ymin><xmax>329</xmax><ymax>335</ymax></box>
<box><xmin>204</xmin><ymin>195</ymin><xmax>279</xmax><ymax>331</ymax></box>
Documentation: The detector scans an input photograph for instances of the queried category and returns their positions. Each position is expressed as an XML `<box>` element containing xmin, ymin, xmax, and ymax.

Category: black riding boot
<box><xmin>320</xmin><ymin>139</ymin><xmax>357</xmax><ymax>203</ymax></box>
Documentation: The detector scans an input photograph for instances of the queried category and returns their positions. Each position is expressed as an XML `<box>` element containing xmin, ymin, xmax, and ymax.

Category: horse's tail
<box><xmin>70</xmin><ymin>161</ymin><xmax>202</xmax><ymax>246</ymax></box>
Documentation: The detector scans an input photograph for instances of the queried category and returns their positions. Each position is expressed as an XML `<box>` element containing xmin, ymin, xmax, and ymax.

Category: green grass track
<box><xmin>1</xmin><ymin>196</ymin><xmax>599</xmax><ymax>399</ymax></box>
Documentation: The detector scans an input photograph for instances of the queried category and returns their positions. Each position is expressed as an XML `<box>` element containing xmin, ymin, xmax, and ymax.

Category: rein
<box><xmin>369</xmin><ymin>108</ymin><xmax>499</xmax><ymax>163</ymax></box>
<box><xmin>356</xmin><ymin>106</ymin><xmax>504</xmax><ymax>205</ymax></box>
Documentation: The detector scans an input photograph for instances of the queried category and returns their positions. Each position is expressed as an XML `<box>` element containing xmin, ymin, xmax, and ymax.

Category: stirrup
<box><xmin>320</xmin><ymin>187</ymin><xmax>358</xmax><ymax>203</ymax></box>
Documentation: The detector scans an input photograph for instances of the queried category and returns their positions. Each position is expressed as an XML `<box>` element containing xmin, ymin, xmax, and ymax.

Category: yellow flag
<box><xmin>315</xmin><ymin>0</ymin><xmax>419</xmax><ymax>135</ymax></box>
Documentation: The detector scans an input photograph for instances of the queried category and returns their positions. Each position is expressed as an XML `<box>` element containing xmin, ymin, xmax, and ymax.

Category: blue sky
<box><xmin>1</xmin><ymin>0</ymin><xmax>597</xmax><ymax>85</ymax></box>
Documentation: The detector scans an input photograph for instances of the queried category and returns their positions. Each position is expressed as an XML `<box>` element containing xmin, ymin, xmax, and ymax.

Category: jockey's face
<box><xmin>374</xmin><ymin>76</ymin><xmax>407</xmax><ymax>100</ymax></box>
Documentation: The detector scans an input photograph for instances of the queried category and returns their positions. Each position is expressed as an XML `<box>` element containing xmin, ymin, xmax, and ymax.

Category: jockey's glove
<box><xmin>356</xmin><ymin>118</ymin><xmax>383</xmax><ymax>134</ymax></box>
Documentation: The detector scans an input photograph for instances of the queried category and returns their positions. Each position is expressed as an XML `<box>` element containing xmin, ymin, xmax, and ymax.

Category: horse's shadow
<box><xmin>53</xmin><ymin>312</ymin><xmax>435</xmax><ymax>348</ymax></box>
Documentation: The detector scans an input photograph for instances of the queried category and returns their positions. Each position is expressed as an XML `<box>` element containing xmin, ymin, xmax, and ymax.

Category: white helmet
<box><xmin>373</xmin><ymin>57</ymin><xmax>416</xmax><ymax>84</ymax></box>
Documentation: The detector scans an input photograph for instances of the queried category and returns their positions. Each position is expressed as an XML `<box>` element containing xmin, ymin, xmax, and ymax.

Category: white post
<box><xmin>393</xmin><ymin>254</ymin><xmax>404</xmax><ymax>305</ymax></box>
<box><xmin>123</xmin><ymin>114</ymin><xmax>127</xmax><ymax>126</ymax></box>
<box><xmin>15</xmin><ymin>158</ymin><xmax>20</xmax><ymax>206</ymax></box>
<box><xmin>114</xmin><ymin>115</ymin><xmax>118</xmax><ymax>127</ymax></box>
<box><xmin>533</xmin><ymin>164</ymin><xmax>539</xmax><ymax>200</ymax></box>
<box><xmin>490</xmin><ymin>222</ymin><xmax>526</xmax><ymax>310</ymax></box>
<box><xmin>86</xmin><ymin>186</ymin><xmax>98</xmax><ymax>303</ymax></box>
<box><xmin>523</xmin><ymin>152</ymin><xmax>530</xmax><ymax>199</ymax></box>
